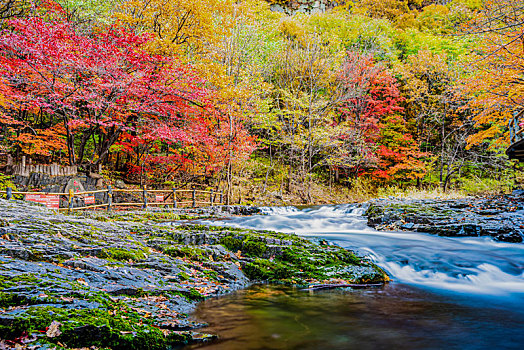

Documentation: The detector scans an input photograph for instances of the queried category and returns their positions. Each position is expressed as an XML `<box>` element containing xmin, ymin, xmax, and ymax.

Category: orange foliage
<box><xmin>10</xmin><ymin>124</ymin><xmax>67</xmax><ymax>156</ymax></box>
<box><xmin>462</xmin><ymin>0</ymin><xmax>524</xmax><ymax>147</ymax></box>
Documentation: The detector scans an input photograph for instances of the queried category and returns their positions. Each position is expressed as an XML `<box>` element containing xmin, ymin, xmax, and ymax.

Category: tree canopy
<box><xmin>0</xmin><ymin>0</ymin><xmax>520</xmax><ymax>199</ymax></box>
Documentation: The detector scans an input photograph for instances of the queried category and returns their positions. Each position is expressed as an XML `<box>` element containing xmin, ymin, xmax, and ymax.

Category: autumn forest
<box><xmin>0</xmin><ymin>0</ymin><xmax>522</xmax><ymax>204</ymax></box>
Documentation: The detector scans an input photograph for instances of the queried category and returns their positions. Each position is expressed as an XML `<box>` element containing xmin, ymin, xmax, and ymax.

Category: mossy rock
<box><xmin>0</xmin><ymin>303</ymin><xmax>190</xmax><ymax>349</ymax></box>
<box><xmin>99</xmin><ymin>247</ymin><xmax>147</xmax><ymax>261</ymax></box>
<box><xmin>163</xmin><ymin>245</ymin><xmax>208</xmax><ymax>261</ymax></box>
<box><xmin>220</xmin><ymin>232</ymin><xmax>385</xmax><ymax>284</ymax></box>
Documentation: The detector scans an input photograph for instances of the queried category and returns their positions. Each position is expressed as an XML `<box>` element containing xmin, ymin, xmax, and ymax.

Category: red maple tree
<box><xmin>0</xmin><ymin>15</ymin><xmax>210</xmax><ymax>166</ymax></box>
<box><xmin>335</xmin><ymin>51</ymin><xmax>427</xmax><ymax>182</ymax></box>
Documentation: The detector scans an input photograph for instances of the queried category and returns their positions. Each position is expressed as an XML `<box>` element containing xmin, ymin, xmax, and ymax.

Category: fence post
<box><xmin>143</xmin><ymin>185</ymin><xmax>148</xmax><ymax>209</ymax></box>
<box><xmin>107</xmin><ymin>186</ymin><xmax>112</xmax><ymax>212</ymax></box>
<box><xmin>192</xmin><ymin>188</ymin><xmax>196</xmax><ymax>208</ymax></box>
<box><xmin>210</xmin><ymin>189</ymin><xmax>214</xmax><ymax>206</ymax></box>
<box><xmin>6</xmin><ymin>187</ymin><xmax>12</xmax><ymax>200</ymax></box>
<box><xmin>220</xmin><ymin>191</ymin><xmax>223</xmax><ymax>205</ymax></box>
<box><xmin>172</xmin><ymin>188</ymin><xmax>177</xmax><ymax>209</ymax></box>
<box><xmin>68</xmin><ymin>189</ymin><xmax>74</xmax><ymax>214</ymax></box>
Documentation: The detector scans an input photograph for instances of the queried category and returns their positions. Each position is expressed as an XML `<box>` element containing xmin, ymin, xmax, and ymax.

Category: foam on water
<box><xmin>202</xmin><ymin>205</ymin><xmax>524</xmax><ymax>299</ymax></box>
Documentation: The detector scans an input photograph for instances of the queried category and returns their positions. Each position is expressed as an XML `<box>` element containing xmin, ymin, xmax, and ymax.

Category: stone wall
<box><xmin>268</xmin><ymin>0</ymin><xmax>346</xmax><ymax>15</ymax></box>
<box><xmin>10</xmin><ymin>172</ymin><xmax>109</xmax><ymax>208</ymax></box>
<box><xmin>3</xmin><ymin>155</ymin><xmax>113</xmax><ymax>207</ymax></box>
<box><xmin>11</xmin><ymin>173</ymin><xmax>101</xmax><ymax>193</ymax></box>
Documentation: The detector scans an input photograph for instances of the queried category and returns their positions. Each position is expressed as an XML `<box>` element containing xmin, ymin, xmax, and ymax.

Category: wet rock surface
<box><xmin>365</xmin><ymin>192</ymin><xmax>524</xmax><ymax>243</ymax></box>
<box><xmin>0</xmin><ymin>199</ymin><xmax>385</xmax><ymax>349</ymax></box>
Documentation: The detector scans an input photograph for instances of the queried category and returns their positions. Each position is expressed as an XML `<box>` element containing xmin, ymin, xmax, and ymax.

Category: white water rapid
<box><xmin>204</xmin><ymin>205</ymin><xmax>524</xmax><ymax>301</ymax></box>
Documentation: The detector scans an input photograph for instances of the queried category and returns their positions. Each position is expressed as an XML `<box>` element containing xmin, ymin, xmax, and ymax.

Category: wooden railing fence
<box><xmin>3</xmin><ymin>186</ymin><xmax>224</xmax><ymax>213</ymax></box>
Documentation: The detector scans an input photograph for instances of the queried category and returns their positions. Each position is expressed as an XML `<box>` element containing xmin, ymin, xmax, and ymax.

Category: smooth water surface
<box><xmin>189</xmin><ymin>205</ymin><xmax>524</xmax><ymax>349</ymax></box>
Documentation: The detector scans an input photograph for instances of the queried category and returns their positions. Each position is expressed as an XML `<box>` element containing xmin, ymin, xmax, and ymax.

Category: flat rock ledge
<box><xmin>365</xmin><ymin>192</ymin><xmax>524</xmax><ymax>243</ymax></box>
<box><xmin>0</xmin><ymin>199</ymin><xmax>387</xmax><ymax>349</ymax></box>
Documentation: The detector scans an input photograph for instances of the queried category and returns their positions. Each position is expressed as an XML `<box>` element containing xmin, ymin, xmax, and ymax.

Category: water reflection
<box><xmin>201</xmin><ymin>205</ymin><xmax>524</xmax><ymax>297</ymax></box>
<box><xmin>191</xmin><ymin>205</ymin><xmax>524</xmax><ymax>349</ymax></box>
<box><xmin>189</xmin><ymin>284</ymin><xmax>524</xmax><ymax>350</ymax></box>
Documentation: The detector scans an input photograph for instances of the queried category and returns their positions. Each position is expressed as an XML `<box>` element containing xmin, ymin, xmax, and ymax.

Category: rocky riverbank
<box><xmin>0</xmin><ymin>199</ymin><xmax>387</xmax><ymax>349</ymax></box>
<box><xmin>365</xmin><ymin>191</ymin><xmax>524</xmax><ymax>243</ymax></box>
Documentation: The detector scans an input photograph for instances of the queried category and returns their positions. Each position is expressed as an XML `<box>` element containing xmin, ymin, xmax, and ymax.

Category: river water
<box><xmin>189</xmin><ymin>205</ymin><xmax>524</xmax><ymax>349</ymax></box>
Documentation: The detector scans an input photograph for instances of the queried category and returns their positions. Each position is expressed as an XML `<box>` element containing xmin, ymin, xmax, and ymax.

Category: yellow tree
<box><xmin>117</xmin><ymin>0</ymin><xmax>234</xmax><ymax>54</ymax></box>
<box><xmin>201</xmin><ymin>0</ymin><xmax>277</xmax><ymax>202</ymax></box>
<box><xmin>117</xmin><ymin>0</ymin><xmax>266</xmax><ymax>200</ymax></box>
<box><xmin>351</xmin><ymin>0</ymin><xmax>420</xmax><ymax>22</ymax></box>
<box><xmin>0</xmin><ymin>0</ymin><xmax>29</xmax><ymax>20</ymax></box>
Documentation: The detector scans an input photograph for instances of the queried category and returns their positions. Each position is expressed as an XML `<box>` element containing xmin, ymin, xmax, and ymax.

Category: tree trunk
<box><xmin>63</xmin><ymin>118</ymin><xmax>76</xmax><ymax>165</ymax></box>
<box><xmin>76</xmin><ymin>128</ymin><xmax>95</xmax><ymax>165</ymax></box>
<box><xmin>227</xmin><ymin>113</ymin><xmax>233</xmax><ymax>205</ymax></box>
<box><xmin>96</xmin><ymin>127</ymin><xmax>122</xmax><ymax>165</ymax></box>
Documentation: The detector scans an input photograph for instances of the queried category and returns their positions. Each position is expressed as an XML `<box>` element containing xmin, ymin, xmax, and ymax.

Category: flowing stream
<box><xmin>188</xmin><ymin>205</ymin><xmax>524</xmax><ymax>350</ymax></box>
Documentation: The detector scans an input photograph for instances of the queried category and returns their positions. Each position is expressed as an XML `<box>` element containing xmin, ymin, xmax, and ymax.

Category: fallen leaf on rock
<box><xmin>46</xmin><ymin>321</ymin><xmax>62</xmax><ymax>338</ymax></box>
<box><xmin>158</xmin><ymin>303</ymin><xmax>169</xmax><ymax>310</ymax></box>
<box><xmin>76</xmin><ymin>278</ymin><xmax>88</xmax><ymax>286</ymax></box>
<box><xmin>160</xmin><ymin>328</ymin><xmax>171</xmax><ymax>336</ymax></box>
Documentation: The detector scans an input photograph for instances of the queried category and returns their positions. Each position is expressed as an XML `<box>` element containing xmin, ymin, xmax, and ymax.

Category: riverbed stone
<box><xmin>0</xmin><ymin>198</ymin><xmax>385</xmax><ymax>349</ymax></box>
<box><xmin>366</xmin><ymin>194</ymin><xmax>524</xmax><ymax>243</ymax></box>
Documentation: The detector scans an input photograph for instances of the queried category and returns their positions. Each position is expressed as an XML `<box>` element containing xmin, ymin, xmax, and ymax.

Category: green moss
<box><xmin>181</xmin><ymin>224</ymin><xmax>245</xmax><ymax>233</ymax></box>
<box><xmin>0</xmin><ymin>299</ymin><xmax>187</xmax><ymax>349</ymax></box>
<box><xmin>237</xmin><ymin>237</ymin><xmax>383</xmax><ymax>284</ymax></box>
<box><xmin>220</xmin><ymin>235</ymin><xmax>243</xmax><ymax>252</ymax></box>
<box><xmin>164</xmin><ymin>245</ymin><xmax>208</xmax><ymax>261</ymax></box>
<box><xmin>178</xmin><ymin>271</ymin><xmax>191</xmax><ymax>281</ymax></box>
<box><xmin>0</xmin><ymin>274</ymin><xmax>40</xmax><ymax>288</ymax></box>
<box><xmin>244</xmin><ymin>259</ymin><xmax>291</xmax><ymax>281</ymax></box>
<box><xmin>0</xmin><ymin>292</ymin><xmax>37</xmax><ymax>308</ymax></box>
<box><xmin>202</xmin><ymin>269</ymin><xmax>218</xmax><ymax>281</ymax></box>
<box><xmin>89</xmin><ymin>211</ymin><xmax>204</xmax><ymax>224</ymax></box>
<box><xmin>188</xmin><ymin>288</ymin><xmax>204</xmax><ymax>301</ymax></box>
<box><xmin>220</xmin><ymin>234</ymin><xmax>269</xmax><ymax>258</ymax></box>
<box><xmin>100</xmin><ymin>247</ymin><xmax>146</xmax><ymax>262</ymax></box>
<box><xmin>162</xmin><ymin>288</ymin><xmax>203</xmax><ymax>302</ymax></box>
<box><xmin>242</xmin><ymin>238</ymin><xmax>267</xmax><ymax>257</ymax></box>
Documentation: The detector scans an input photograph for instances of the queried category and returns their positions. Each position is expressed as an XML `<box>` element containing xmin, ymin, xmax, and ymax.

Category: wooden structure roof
<box><xmin>507</xmin><ymin>109</ymin><xmax>524</xmax><ymax>162</ymax></box>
